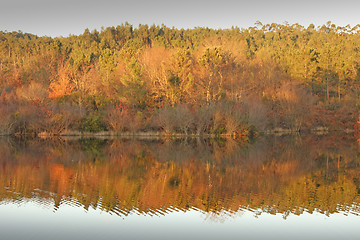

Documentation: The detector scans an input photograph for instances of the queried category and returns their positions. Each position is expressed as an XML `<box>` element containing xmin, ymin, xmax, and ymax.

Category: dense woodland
<box><xmin>1</xmin><ymin>22</ymin><xmax>360</xmax><ymax>136</ymax></box>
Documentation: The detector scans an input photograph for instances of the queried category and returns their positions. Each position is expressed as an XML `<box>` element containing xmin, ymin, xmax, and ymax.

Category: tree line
<box><xmin>1</xmin><ymin>22</ymin><xmax>360</xmax><ymax>136</ymax></box>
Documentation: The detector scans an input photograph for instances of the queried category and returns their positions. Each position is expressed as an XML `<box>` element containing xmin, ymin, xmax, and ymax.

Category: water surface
<box><xmin>0</xmin><ymin>135</ymin><xmax>359</xmax><ymax>239</ymax></box>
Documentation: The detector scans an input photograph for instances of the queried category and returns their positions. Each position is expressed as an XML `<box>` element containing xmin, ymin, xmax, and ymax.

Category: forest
<box><xmin>1</xmin><ymin>22</ymin><xmax>360</xmax><ymax>137</ymax></box>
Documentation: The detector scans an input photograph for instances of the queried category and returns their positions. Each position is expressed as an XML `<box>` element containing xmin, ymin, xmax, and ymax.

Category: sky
<box><xmin>1</xmin><ymin>0</ymin><xmax>359</xmax><ymax>37</ymax></box>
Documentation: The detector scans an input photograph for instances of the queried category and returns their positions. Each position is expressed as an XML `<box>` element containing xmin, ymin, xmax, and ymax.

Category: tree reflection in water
<box><xmin>0</xmin><ymin>135</ymin><xmax>359</xmax><ymax>219</ymax></box>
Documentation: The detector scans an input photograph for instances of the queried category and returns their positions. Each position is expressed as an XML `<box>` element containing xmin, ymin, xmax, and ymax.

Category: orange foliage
<box><xmin>49</xmin><ymin>65</ymin><xmax>74</xmax><ymax>99</ymax></box>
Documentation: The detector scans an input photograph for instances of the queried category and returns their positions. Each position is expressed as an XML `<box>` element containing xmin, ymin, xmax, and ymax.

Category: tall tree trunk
<box><xmin>206</xmin><ymin>75</ymin><xmax>213</xmax><ymax>103</ymax></box>
<box><xmin>326</xmin><ymin>76</ymin><xmax>329</xmax><ymax>102</ymax></box>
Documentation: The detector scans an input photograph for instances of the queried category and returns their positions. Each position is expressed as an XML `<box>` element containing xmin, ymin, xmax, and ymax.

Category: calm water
<box><xmin>0</xmin><ymin>135</ymin><xmax>360</xmax><ymax>239</ymax></box>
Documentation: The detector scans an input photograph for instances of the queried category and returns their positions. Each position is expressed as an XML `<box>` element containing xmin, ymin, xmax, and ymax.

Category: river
<box><xmin>0</xmin><ymin>135</ymin><xmax>359</xmax><ymax>239</ymax></box>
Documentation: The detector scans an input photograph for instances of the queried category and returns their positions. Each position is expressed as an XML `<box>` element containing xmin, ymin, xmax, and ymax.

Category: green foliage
<box><xmin>120</xmin><ymin>56</ymin><xmax>148</xmax><ymax>108</ymax></box>
<box><xmin>80</xmin><ymin>112</ymin><xmax>107</xmax><ymax>132</ymax></box>
<box><xmin>215</xmin><ymin>126</ymin><xmax>226</xmax><ymax>135</ymax></box>
<box><xmin>199</xmin><ymin>47</ymin><xmax>225</xmax><ymax>68</ymax></box>
<box><xmin>99</xmin><ymin>48</ymin><xmax>116</xmax><ymax>80</ymax></box>
<box><xmin>68</xmin><ymin>45</ymin><xmax>95</xmax><ymax>72</ymax></box>
<box><xmin>168</xmin><ymin>73</ymin><xmax>180</xmax><ymax>87</ymax></box>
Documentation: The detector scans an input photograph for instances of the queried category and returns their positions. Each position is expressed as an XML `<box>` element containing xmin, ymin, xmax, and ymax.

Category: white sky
<box><xmin>0</xmin><ymin>0</ymin><xmax>359</xmax><ymax>37</ymax></box>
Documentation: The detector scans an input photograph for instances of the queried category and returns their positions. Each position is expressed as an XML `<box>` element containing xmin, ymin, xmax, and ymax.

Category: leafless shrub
<box><xmin>155</xmin><ymin>107</ymin><xmax>177</xmax><ymax>134</ymax></box>
<box><xmin>213</xmin><ymin>109</ymin><xmax>224</xmax><ymax>132</ymax></box>
<box><xmin>105</xmin><ymin>105</ymin><xmax>132</xmax><ymax>132</ymax></box>
<box><xmin>173</xmin><ymin>104</ymin><xmax>195</xmax><ymax>134</ymax></box>
<box><xmin>128</xmin><ymin>111</ymin><xmax>145</xmax><ymax>133</ymax></box>
<box><xmin>16</xmin><ymin>81</ymin><xmax>48</xmax><ymax>103</ymax></box>
<box><xmin>224</xmin><ymin>114</ymin><xmax>240</xmax><ymax>134</ymax></box>
<box><xmin>194</xmin><ymin>104</ymin><xmax>215</xmax><ymax>135</ymax></box>
<box><xmin>243</xmin><ymin>96</ymin><xmax>269</xmax><ymax>131</ymax></box>
<box><xmin>41</xmin><ymin>103</ymin><xmax>80</xmax><ymax>134</ymax></box>
<box><xmin>276</xmin><ymin>84</ymin><xmax>315</xmax><ymax>131</ymax></box>
<box><xmin>12</xmin><ymin>104</ymin><xmax>42</xmax><ymax>134</ymax></box>
<box><xmin>224</xmin><ymin>103</ymin><xmax>247</xmax><ymax>134</ymax></box>
<box><xmin>154</xmin><ymin>104</ymin><xmax>195</xmax><ymax>134</ymax></box>
<box><xmin>0</xmin><ymin>103</ymin><xmax>16</xmax><ymax>135</ymax></box>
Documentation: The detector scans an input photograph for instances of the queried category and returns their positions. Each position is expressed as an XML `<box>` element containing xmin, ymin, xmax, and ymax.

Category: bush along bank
<box><xmin>1</xmin><ymin>99</ymin><xmax>357</xmax><ymax>140</ymax></box>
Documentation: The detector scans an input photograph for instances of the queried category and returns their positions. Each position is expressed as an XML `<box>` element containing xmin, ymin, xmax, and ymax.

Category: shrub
<box><xmin>80</xmin><ymin>112</ymin><xmax>107</xmax><ymax>132</ymax></box>
<box><xmin>243</xmin><ymin>96</ymin><xmax>269</xmax><ymax>131</ymax></box>
<box><xmin>0</xmin><ymin>103</ymin><xmax>16</xmax><ymax>135</ymax></box>
<box><xmin>41</xmin><ymin>103</ymin><xmax>81</xmax><ymax>134</ymax></box>
<box><xmin>154</xmin><ymin>107</ymin><xmax>177</xmax><ymax>134</ymax></box>
<box><xmin>193</xmin><ymin>104</ymin><xmax>215</xmax><ymax>135</ymax></box>
<box><xmin>128</xmin><ymin>111</ymin><xmax>145</xmax><ymax>133</ymax></box>
<box><xmin>13</xmin><ymin>103</ymin><xmax>44</xmax><ymax>135</ymax></box>
<box><xmin>154</xmin><ymin>104</ymin><xmax>195</xmax><ymax>134</ymax></box>
<box><xmin>105</xmin><ymin>105</ymin><xmax>132</xmax><ymax>132</ymax></box>
<box><xmin>172</xmin><ymin>104</ymin><xmax>195</xmax><ymax>134</ymax></box>
<box><xmin>16</xmin><ymin>81</ymin><xmax>48</xmax><ymax>103</ymax></box>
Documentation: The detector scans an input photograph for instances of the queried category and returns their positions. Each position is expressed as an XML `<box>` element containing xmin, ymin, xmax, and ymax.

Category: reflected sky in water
<box><xmin>0</xmin><ymin>135</ymin><xmax>359</xmax><ymax>239</ymax></box>
<box><xmin>1</xmin><ymin>201</ymin><xmax>359</xmax><ymax>240</ymax></box>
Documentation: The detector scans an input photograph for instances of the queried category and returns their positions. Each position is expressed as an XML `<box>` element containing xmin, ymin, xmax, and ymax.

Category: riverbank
<box><xmin>38</xmin><ymin>130</ymin><xmax>251</xmax><ymax>140</ymax></box>
<box><xmin>0</xmin><ymin>127</ymin><xmax>351</xmax><ymax>140</ymax></box>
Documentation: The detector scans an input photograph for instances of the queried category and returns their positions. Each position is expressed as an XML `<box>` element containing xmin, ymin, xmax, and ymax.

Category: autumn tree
<box><xmin>119</xmin><ymin>40</ymin><xmax>147</xmax><ymax>108</ymax></box>
<box><xmin>198</xmin><ymin>47</ymin><xmax>232</xmax><ymax>103</ymax></box>
<box><xmin>167</xmin><ymin>49</ymin><xmax>194</xmax><ymax>104</ymax></box>
<box><xmin>49</xmin><ymin>64</ymin><xmax>74</xmax><ymax>100</ymax></box>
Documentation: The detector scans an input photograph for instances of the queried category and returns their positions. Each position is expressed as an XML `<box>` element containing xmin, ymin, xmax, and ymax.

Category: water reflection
<box><xmin>0</xmin><ymin>135</ymin><xmax>359</xmax><ymax>219</ymax></box>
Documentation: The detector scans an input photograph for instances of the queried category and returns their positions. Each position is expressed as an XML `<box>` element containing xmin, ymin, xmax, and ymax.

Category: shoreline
<box><xmin>0</xmin><ymin>127</ymin><xmax>355</xmax><ymax>139</ymax></box>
